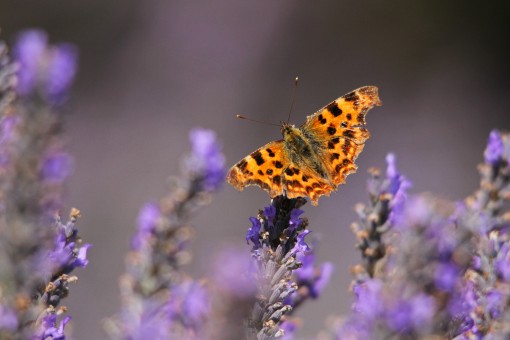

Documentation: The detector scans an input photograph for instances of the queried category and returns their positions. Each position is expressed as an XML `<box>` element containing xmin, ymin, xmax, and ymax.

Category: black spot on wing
<box><xmin>343</xmin><ymin>130</ymin><xmax>355</xmax><ymax>138</ymax></box>
<box><xmin>318</xmin><ymin>114</ymin><xmax>327</xmax><ymax>125</ymax></box>
<box><xmin>327</xmin><ymin>127</ymin><xmax>336</xmax><ymax>135</ymax></box>
<box><xmin>344</xmin><ymin>91</ymin><xmax>359</xmax><ymax>102</ymax></box>
<box><xmin>237</xmin><ymin>159</ymin><xmax>248</xmax><ymax>172</ymax></box>
<box><xmin>251</xmin><ymin>151</ymin><xmax>265</xmax><ymax>166</ymax></box>
<box><xmin>326</xmin><ymin>102</ymin><xmax>342</xmax><ymax>117</ymax></box>
<box><xmin>274</xmin><ymin>160</ymin><xmax>283</xmax><ymax>169</ymax></box>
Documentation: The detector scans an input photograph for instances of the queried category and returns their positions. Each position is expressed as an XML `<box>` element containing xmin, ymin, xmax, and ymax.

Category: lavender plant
<box><xmin>1</xmin><ymin>27</ymin><xmax>510</xmax><ymax>340</ymax></box>
<box><xmin>0</xmin><ymin>30</ymin><xmax>88</xmax><ymax>339</ymax></box>
<box><xmin>333</xmin><ymin>133</ymin><xmax>510</xmax><ymax>340</ymax></box>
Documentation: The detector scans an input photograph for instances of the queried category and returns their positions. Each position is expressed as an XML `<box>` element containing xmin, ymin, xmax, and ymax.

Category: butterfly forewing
<box><xmin>301</xmin><ymin>86</ymin><xmax>381</xmax><ymax>144</ymax></box>
<box><xmin>226</xmin><ymin>140</ymin><xmax>289</xmax><ymax>198</ymax></box>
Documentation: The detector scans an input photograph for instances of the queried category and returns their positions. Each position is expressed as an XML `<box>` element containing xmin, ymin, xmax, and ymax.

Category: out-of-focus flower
<box><xmin>484</xmin><ymin>130</ymin><xmax>504</xmax><ymax>165</ymax></box>
<box><xmin>45</xmin><ymin>44</ymin><xmax>78</xmax><ymax>104</ymax></box>
<box><xmin>132</xmin><ymin>202</ymin><xmax>161</xmax><ymax>250</ymax></box>
<box><xmin>167</xmin><ymin>281</ymin><xmax>210</xmax><ymax>330</ymax></box>
<box><xmin>108</xmin><ymin>127</ymin><xmax>226</xmax><ymax>338</ymax></box>
<box><xmin>13</xmin><ymin>30</ymin><xmax>47</xmax><ymax>96</ymax></box>
<box><xmin>0</xmin><ymin>31</ymin><xmax>85</xmax><ymax>339</ymax></box>
<box><xmin>40</xmin><ymin>151</ymin><xmax>73</xmax><ymax>182</ymax></box>
<box><xmin>294</xmin><ymin>251</ymin><xmax>334</xmax><ymax>299</ymax></box>
<box><xmin>188</xmin><ymin>128</ymin><xmax>226</xmax><ymax>191</ymax></box>
<box><xmin>279</xmin><ymin>320</ymin><xmax>299</xmax><ymax>340</ymax></box>
<box><xmin>0</xmin><ymin>305</ymin><xmax>18</xmax><ymax>331</ymax></box>
<box><xmin>14</xmin><ymin>29</ymin><xmax>77</xmax><ymax>104</ymax></box>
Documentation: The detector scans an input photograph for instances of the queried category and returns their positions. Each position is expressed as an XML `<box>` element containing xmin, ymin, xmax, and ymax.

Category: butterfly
<box><xmin>226</xmin><ymin>86</ymin><xmax>381</xmax><ymax>206</ymax></box>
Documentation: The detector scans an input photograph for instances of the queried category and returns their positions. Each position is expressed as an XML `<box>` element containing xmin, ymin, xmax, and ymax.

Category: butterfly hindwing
<box><xmin>226</xmin><ymin>140</ymin><xmax>289</xmax><ymax>198</ymax></box>
<box><xmin>324</xmin><ymin>136</ymin><xmax>365</xmax><ymax>186</ymax></box>
<box><xmin>281</xmin><ymin>164</ymin><xmax>334</xmax><ymax>206</ymax></box>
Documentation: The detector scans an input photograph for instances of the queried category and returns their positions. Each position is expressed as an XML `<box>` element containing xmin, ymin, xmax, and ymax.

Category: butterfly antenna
<box><xmin>286</xmin><ymin>76</ymin><xmax>299</xmax><ymax>123</ymax></box>
<box><xmin>236</xmin><ymin>114</ymin><xmax>280</xmax><ymax>127</ymax></box>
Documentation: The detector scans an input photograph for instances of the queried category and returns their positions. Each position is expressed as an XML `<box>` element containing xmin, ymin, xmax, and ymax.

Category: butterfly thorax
<box><xmin>281</xmin><ymin>122</ymin><xmax>329</xmax><ymax>180</ymax></box>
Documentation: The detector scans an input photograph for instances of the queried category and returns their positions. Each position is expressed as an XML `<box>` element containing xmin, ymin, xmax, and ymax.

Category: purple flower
<box><xmin>0</xmin><ymin>115</ymin><xmax>19</xmax><ymax>145</ymax></box>
<box><xmin>37</xmin><ymin>314</ymin><xmax>71</xmax><ymax>340</ymax></box>
<box><xmin>40</xmin><ymin>151</ymin><xmax>73</xmax><ymax>182</ymax></box>
<box><xmin>74</xmin><ymin>243</ymin><xmax>91</xmax><ymax>268</ymax></box>
<box><xmin>486</xmin><ymin>289</ymin><xmax>504</xmax><ymax>319</ymax></box>
<box><xmin>296</xmin><ymin>252</ymin><xmax>314</xmax><ymax>282</ymax></box>
<box><xmin>167</xmin><ymin>281</ymin><xmax>210</xmax><ymax>329</ymax></box>
<box><xmin>246</xmin><ymin>216</ymin><xmax>261</xmax><ymax>249</ymax></box>
<box><xmin>434</xmin><ymin>263</ymin><xmax>459</xmax><ymax>292</ymax></box>
<box><xmin>495</xmin><ymin>242</ymin><xmax>510</xmax><ymax>281</ymax></box>
<box><xmin>13</xmin><ymin>29</ymin><xmax>78</xmax><ymax>104</ymax></box>
<box><xmin>188</xmin><ymin>128</ymin><xmax>226</xmax><ymax>191</ymax></box>
<box><xmin>295</xmin><ymin>252</ymin><xmax>334</xmax><ymax>298</ymax></box>
<box><xmin>280</xmin><ymin>320</ymin><xmax>298</xmax><ymax>339</ymax></box>
<box><xmin>408</xmin><ymin>294</ymin><xmax>435</xmax><ymax>329</ymax></box>
<box><xmin>290</xmin><ymin>229</ymin><xmax>310</xmax><ymax>256</ymax></box>
<box><xmin>385</xmin><ymin>153</ymin><xmax>411</xmax><ymax>223</ymax></box>
<box><xmin>263</xmin><ymin>204</ymin><xmax>276</xmax><ymax>228</ymax></box>
<box><xmin>484</xmin><ymin>130</ymin><xmax>504</xmax><ymax>165</ymax></box>
<box><xmin>0</xmin><ymin>305</ymin><xmax>18</xmax><ymax>330</ymax></box>
<box><xmin>13</xmin><ymin>29</ymin><xmax>47</xmax><ymax>95</ymax></box>
<box><xmin>132</xmin><ymin>202</ymin><xmax>161</xmax><ymax>250</ymax></box>
<box><xmin>353</xmin><ymin>279</ymin><xmax>383</xmax><ymax>320</ymax></box>
<box><xmin>386</xmin><ymin>299</ymin><xmax>413</xmax><ymax>332</ymax></box>
<box><xmin>288</xmin><ymin>208</ymin><xmax>303</xmax><ymax>230</ymax></box>
<box><xmin>313</xmin><ymin>262</ymin><xmax>334</xmax><ymax>296</ymax></box>
<box><xmin>386</xmin><ymin>294</ymin><xmax>435</xmax><ymax>332</ymax></box>
<box><xmin>212</xmin><ymin>249</ymin><xmax>257</xmax><ymax>296</ymax></box>
<box><xmin>45</xmin><ymin>44</ymin><xmax>77</xmax><ymax>104</ymax></box>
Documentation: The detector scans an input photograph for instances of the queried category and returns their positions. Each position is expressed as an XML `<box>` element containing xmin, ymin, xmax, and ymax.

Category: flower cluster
<box><xmin>0</xmin><ymin>30</ymin><xmax>87</xmax><ymax>339</ymax></box>
<box><xmin>244</xmin><ymin>196</ymin><xmax>333</xmax><ymax>339</ymax></box>
<box><xmin>333</xmin><ymin>131</ymin><xmax>510</xmax><ymax>339</ymax></box>
<box><xmin>105</xmin><ymin>128</ymin><xmax>227</xmax><ymax>338</ymax></box>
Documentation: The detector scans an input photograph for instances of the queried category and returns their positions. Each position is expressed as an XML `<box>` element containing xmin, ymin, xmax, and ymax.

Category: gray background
<box><xmin>1</xmin><ymin>1</ymin><xmax>510</xmax><ymax>338</ymax></box>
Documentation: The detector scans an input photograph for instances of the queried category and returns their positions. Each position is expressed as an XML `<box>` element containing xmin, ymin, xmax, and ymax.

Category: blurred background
<box><xmin>1</xmin><ymin>1</ymin><xmax>510</xmax><ymax>338</ymax></box>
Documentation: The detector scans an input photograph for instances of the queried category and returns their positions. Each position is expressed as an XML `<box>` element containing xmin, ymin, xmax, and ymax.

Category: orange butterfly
<box><xmin>226</xmin><ymin>86</ymin><xmax>381</xmax><ymax>206</ymax></box>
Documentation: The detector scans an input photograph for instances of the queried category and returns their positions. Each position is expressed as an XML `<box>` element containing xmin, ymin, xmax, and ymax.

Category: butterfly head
<box><xmin>280</xmin><ymin>121</ymin><xmax>303</xmax><ymax>145</ymax></box>
<box><xmin>280</xmin><ymin>121</ymin><xmax>296</xmax><ymax>135</ymax></box>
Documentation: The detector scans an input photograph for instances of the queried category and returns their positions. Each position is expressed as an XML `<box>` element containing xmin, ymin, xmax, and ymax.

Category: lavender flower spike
<box><xmin>14</xmin><ymin>29</ymin><xmax>78</xmax><ymax>104</ymax></box>
<box><xmin>484</xmin><ymin>129</ymin><xmax>504</xmax><ymax>165</ymax></box>
<box><xmin>188</xmin><ymin>128</ymin><xmax>226</xmax><ymax>191</ymax></box>
<box><xmin>13</xmin><ymin>29</ymin><xmax>47</xmax><ymax>96</ymax></box>
<box><xmin>107</xmin><ymin>127</ymin><xmax>226</xmax><ymax>338</ymax></box>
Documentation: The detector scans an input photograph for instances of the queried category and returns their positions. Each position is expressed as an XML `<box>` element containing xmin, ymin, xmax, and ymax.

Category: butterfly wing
<box><xmin>301</xmin><ymin>86</ymin><xmax>381</xmax><ymax>187</ymax></box>
<box><xmin>226</xmin><ymin>140</ymin><xmax>289</xmax><ymax>198</ymax></box>
<box><xmin>280</xmin><ymin>164</ymin><xmax>334</xmax><ymax>206</ymax></box>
